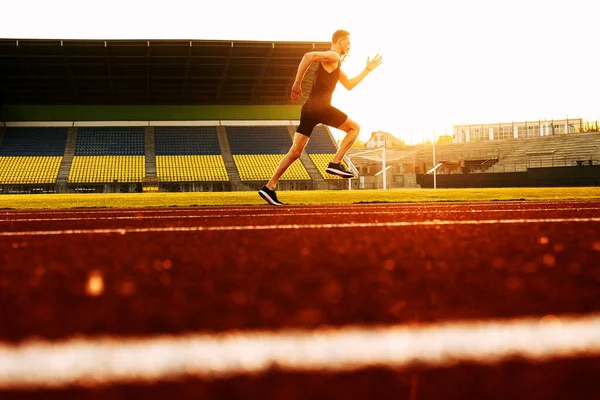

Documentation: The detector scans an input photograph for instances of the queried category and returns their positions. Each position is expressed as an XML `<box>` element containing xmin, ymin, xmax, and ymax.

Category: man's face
<box><xmin>339</xmin><ymin>35</ymin><xmax>351</xmax><ymax>55</ymax></box>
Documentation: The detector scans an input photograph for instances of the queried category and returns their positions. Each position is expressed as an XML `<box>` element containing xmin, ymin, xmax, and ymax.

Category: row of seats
<box><xmin>68</xmin><ymin>156</ymin><xmax>146</xmax><ymax>183</ymax></box>
<box><xmin>227</xmin><ymin>125</ymin><xmax>338</xmax><ymax>180</ymax></box>
<box><xmin>155</xmin><ymin>126</ymin><xmax>221</xmax><ymax>155</ymax></box>
<box><xmin>233</xmin><ymin>154</ymin><xmax>311</xmax><ymax>181</ymax></box>
<box><xmin>0</xmin><ymin>154</ymin><xmax>341</xmax><ymax>183</ymax></box>
<box><xmin>227</xmin><ymin>126</ymin><xmax>295</xmax><ymax>155</ymax></box>
<box><xmin>0</xmin><ymin>125</ymin><xmax>341</xmax><ymax>183</ymax></box>
<box><xmin>0</xmin><ymin>156</ymin><xmax>62</xmax><ymax>184</ymax></box>
<box><xmin>156</xmin><ymin>155</ymin><xmax>229</xmax><ymax>182</ymax></box>
<box><xmin>62</xmin><ymin>154</ymin><xmax>339</xmax><ymax>183</ymax></box>
<box><xmin>75</xmin><ymin>127</ymin><xmax>145</xmax><ymax>156</ymax></box>
<box><xmin>1</xmin><ymin>125</ymin><xmax>338</xmax><ymax>155</ymax></box>
<box><xmin>0</xmin><ymin>128</ymin><xmax>67</xmax><ymax>156</ymax></box>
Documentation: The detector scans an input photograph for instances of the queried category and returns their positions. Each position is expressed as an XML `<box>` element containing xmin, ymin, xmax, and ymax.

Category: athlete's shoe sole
<box><xmin>259</xmin><ymin>187</ymin><xmax>284</xmax><ymax>206</ymax></box>
<box><xmin>325</xmin><ymin>166</ymin><xmax>354</xmax><ymax>178</ymax></box>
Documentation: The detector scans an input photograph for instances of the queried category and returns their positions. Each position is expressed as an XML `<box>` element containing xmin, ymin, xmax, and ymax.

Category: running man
<box><xmin>259</xmin><ymin>29</ymin><xmax>383</xmax><ymax>206</ymax></box>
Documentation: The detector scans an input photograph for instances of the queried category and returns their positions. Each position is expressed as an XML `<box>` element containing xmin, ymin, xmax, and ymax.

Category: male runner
<box><xmin>259</xmin><ymin>29</ymin><xmax>383</xmax><ymax>206</ymax></box>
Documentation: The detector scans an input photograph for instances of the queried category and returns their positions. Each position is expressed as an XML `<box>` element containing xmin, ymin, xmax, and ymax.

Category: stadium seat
<box><xmin>154</xmin><ymin>126</ymin><xmax>228</xmax><ymax>182</ymax></box>
<box><xmin>69</xmin><ymin>156</ymin><xmax>145</xmax><ymax>183</ymax></box>
<box><xmin>0</xmin><ymin>127</ymin><xmax>67</xmax><ymax>184</ymax></box>
<box><xmin>226</xmin><ymin>125</ymin><xmax>311</xmax><ymax>181</ymax></box>
<box><xmin>156</xmin><ymin>155</ymin><xmax>228</xmax><ymax>182</ymax></box>
<box><xmin>0</xmin><ymin>156</ymin><xmax>62</xmax><ymax>184</ymax></box>
<box><xmin>233</xmin><ymin>154</ymin><xmax>311</xmax><ymax>181</ymax></box>
<box><xmin>69</xmin><ymin>127</ymin><xmax>146</xmax><ymax>183</ymax></box>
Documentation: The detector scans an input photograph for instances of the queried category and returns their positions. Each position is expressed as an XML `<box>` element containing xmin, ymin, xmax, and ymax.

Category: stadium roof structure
<box><xmin>0</xmin><ymin>38</ymin><xmax>331</xmax><ymax>107</ymax></box>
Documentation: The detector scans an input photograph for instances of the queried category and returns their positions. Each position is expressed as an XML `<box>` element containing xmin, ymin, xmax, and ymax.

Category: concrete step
<box><xmin>216</xmin><ymin>126</ymin><xmax>241</xmax><ymax>184</ymax></box>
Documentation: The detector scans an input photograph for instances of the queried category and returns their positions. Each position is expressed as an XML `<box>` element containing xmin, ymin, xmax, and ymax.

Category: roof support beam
<box><xmin>182</xmin><ymin>41</ymin><xmax>192</xmax><ymax>100</ymax></box>
<box><xmin>0</xmin><ymin>75</ymin><xmax>291</xmax><ymax>83</ymax></box>
<box><xmin>16</xmin><ymin>40</ymin><xmax>43</xmax><ymax>102</ymax></box>
<box><xmin>216</xmin><ymin>42</ymin><xmax>234</xmax><ymax>104</ymax></box>
<box><xmin>61</xmin><ymin>41</ymin><xmax>78</xmax><ymax>102</ymax></box>
<box><xmin>146</xmin><ymin>41</ymin><xmax>150</xmax><ymax>104</ymax></box>
<box><xmin>104</xmin><ymin>41</ymin><xmax>115</xmax><ymax>100</ymax></box>
<box><xmin>252</xmin><ymin>43</ymin><xmax>274</xmax><ymax>104</ymax></box>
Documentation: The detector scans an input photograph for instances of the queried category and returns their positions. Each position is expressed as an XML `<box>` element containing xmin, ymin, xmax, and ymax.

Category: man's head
<box><xmin>332</xmin><ymin>30</ymin><xmax>350</xmax><ymax>55</ymax></box>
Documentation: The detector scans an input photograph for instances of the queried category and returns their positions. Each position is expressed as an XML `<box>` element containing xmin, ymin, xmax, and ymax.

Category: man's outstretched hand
<box><xmin>366</xmin><ymin>54</ymin><xmax>383</xmax><ymax>72</ymax></box>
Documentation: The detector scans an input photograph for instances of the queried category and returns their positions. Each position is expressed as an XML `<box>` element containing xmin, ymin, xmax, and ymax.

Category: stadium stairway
<box><xmin>55</xmin><ymin>127</ymin><xmax>78</xmax><ymax>192</ymax></box>
<box><xmin>144</xmin><ymin>127</ymin><xmax>157</xmax><ymax>179</ymax></box>
<box><xmin>286</xmin><ymin>125</ymin><xmax>324</xmax><ymax>182</ymax></box>
<box><xmin>216</xmin><ymin>126</ymin><xmax>242</xmax><ymax>189</ymax></box>
<box><xmin>143</xmin><ymin>127</ymin><xmax>159</xmax><ymax>191</ymax></box>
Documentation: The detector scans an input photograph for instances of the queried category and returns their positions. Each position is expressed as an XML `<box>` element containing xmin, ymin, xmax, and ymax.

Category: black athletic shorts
<box><xmin>297</xmin><ymin>99</ymin><xmax>348</xmax><ymax>137</ymax></box>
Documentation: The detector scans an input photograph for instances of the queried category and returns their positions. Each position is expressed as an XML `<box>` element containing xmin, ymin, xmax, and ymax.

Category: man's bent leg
<box><xmin>332</xmin><ymin>118</ymin><xmax>360</xmax><ymax>164</ymax></box>
<box><xmin>266</xmin><ymin>132</ymin><xmax>310</xmax><ymax>190</ymax></box>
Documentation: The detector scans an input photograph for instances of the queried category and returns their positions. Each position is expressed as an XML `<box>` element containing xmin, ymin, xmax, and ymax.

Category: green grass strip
<box><xmin>1</xmin><ymin>187</ymin><xmax>599</xmax><ymax>210</ymax></box>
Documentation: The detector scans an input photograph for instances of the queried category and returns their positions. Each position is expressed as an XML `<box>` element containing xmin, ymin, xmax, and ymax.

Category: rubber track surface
<box><xmin>1</xmin><ymin>200</ymin><xmax>599</xmax><ymax>399</ymax></box>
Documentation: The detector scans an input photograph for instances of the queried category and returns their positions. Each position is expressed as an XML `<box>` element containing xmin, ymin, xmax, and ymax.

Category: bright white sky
<box><xmin>1</xmin><ymin>0</ymin><xmax>598</xmax><ymax>144</ymax></box>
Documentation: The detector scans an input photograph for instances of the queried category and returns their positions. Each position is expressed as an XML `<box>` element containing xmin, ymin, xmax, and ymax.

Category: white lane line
<box><xmin>1</xmin><ymin>207</ymin><xmax>599</xmax><ymax>223</ymax></box>
<box><xmin>0</xmin><ymin>200</ymin><xmax>596</xmax><ymax>216</ymax></box>
<box><xmin>0</xmin><ymin>313</ymin><xmax>598</xmax><ymax>389</ymax></box>
<box><xmin>0</xmin><ymin>204</ymin><xmax>428</xmax><ymax>214</ymax></box>
<box><xmin>1</xmin><ymin>217</ymin><xmax>599</xmax><ymax>237</ymax></box>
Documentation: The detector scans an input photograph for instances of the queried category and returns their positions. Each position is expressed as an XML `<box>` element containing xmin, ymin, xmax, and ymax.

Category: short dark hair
<box><xmin>332</xmin><ymin>30</ymin><xmax>350</xmax><ymax>43</ymax></box>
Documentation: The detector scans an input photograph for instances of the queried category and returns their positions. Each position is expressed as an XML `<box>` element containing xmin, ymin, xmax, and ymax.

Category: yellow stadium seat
<box><xmin>156</xmin><ymin>155</ymin><xmax>228</xmax><ymax>182</ymax></box>
<box><xmin>68</xmin><ymin>156</ymin><xmax>145</xmax><ymax>183</ymax></box>
<box><xmin>309</xmin><ymin>154</ymin><xmax>349</xmax><ymax>180</ymax></box>
<box><xmin>0</xmin><ymin>156</ymin><xmax>62</xmax><ymax>184</ymax></box>
<box><xmin>233</xmin><ymin>154</ymin><xmax>311</xmax><ymax>181</ymax></box>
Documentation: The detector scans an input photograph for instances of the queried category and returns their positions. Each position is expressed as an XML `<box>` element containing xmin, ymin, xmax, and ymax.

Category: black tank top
<box><xmin>309</xmin><ymin>62</ymin><xmax>339</xmax><ymax>104</ymax></box>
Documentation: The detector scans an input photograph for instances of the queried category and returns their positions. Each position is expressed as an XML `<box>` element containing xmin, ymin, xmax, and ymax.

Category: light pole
<box><xmin>433</xmin><ymin>129</ymin><xmax>437</xmax><ymax>190</ymax></box>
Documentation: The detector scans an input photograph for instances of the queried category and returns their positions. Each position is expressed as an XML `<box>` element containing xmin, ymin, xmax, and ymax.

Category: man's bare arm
<box><xmin>339</xmin><ymin>54</ymin><xmax>383</xmax><ymax>90</ymax></box>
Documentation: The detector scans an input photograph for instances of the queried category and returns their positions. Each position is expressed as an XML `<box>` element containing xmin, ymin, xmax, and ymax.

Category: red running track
<box><xmin>1</xmin><ymin>200</ymin><xmax>600</xmax><ymax>399</ymax></box>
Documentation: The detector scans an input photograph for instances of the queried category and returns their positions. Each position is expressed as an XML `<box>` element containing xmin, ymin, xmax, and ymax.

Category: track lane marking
<box><xmin>1</xmin><ymin>217</ymin><xmax>599</xmax><ymax>236</ymax></box>
<box><xmin>0</xmin><ymin>313</ymin><xmax>598</xmax><ymax>389</ymax></box>
<box><xmin>1</xmin><ymin>200</ymin><xmax>597</xmax><ymax>216</ymax></box>
<box><xmin>0</xmin><ymin>208</ymin><xmax>599</xmax><ymax>223</ymax></box>
<box><xmin>1</xmin><ymin>208</ymin><xmax>599</xmax><ymax>223</ymax></box>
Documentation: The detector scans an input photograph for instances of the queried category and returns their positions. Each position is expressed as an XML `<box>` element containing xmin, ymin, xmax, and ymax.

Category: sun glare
<box><xmin>1</xmin><ymin>0</ymin><xmax>598</xmax><ymax>144</ymax></box>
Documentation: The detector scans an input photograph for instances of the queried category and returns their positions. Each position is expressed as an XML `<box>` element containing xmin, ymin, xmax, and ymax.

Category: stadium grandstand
<box><xmin>0</xmin><ymin>38</ymin><xmax>355</xmax><ymax>193</ymax></box>
<box><xmin>346</xmin><ymin>127</ymin><xmax>600</xmax><ymax>189</ymax></box>
<box><xmin>0</xmin><ymin>126</ymin><xmax>66</xmax><ymax>191</ymax></box>
<box><xmin>0</xmin><ymin>38</ymin><xmax>599</xmax><ymax>193</ymax></box>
